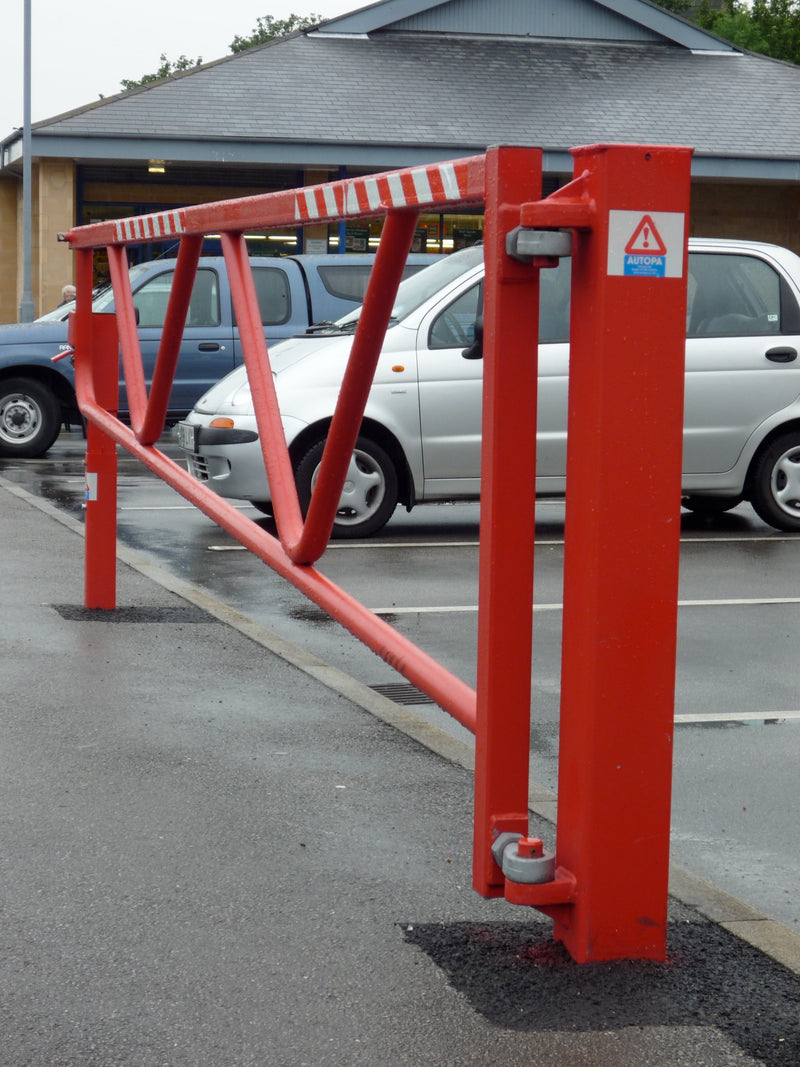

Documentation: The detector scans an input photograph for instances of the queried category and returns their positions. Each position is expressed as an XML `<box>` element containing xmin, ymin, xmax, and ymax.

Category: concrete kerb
<box><xmin>6</xmin><ymin>471</ymin><xmax>800</xmax><ymax>976</ymax></box>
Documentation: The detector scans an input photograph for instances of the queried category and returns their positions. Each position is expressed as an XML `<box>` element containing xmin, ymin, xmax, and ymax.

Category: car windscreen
<box><xmin>35</xmin><ymin>263</ymin><xmax>157</xmax><ymax>323</ymax></box>
<box><xmin>336</xmin><ymin>244</ymin><xmax>484</xmax><ymax>329</ymax></box>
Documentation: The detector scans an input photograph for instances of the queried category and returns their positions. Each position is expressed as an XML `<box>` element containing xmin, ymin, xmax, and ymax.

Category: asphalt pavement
<box><xmin>2</xmin><ymin>472</ymin><xmax>800</xmax><ymax>1067</ymax></box>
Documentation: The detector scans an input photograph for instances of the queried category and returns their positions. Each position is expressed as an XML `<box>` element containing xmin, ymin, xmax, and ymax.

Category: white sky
<box><xmin>1</xmin><ymin>0</ymin><xmax>357</xmax><ymax>140</ymax></box>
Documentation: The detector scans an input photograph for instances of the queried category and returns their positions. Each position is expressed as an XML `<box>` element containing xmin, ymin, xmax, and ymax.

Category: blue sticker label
<box><xmin>624</xmin><ymin>254</ymin><xmax>666</xmax><ymax>277</ymax></box>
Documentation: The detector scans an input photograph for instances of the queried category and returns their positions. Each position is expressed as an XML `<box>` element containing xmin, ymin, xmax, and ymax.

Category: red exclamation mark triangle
<box><xmin>624</xmin><ymin>215</ymin><xmax>667</xmax><ymax>255</ymax></box>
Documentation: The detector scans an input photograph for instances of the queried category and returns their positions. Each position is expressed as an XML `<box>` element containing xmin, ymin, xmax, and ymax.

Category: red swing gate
<box><xmin>65</xmin><ymin>142</ymin><xmax>692</xmax><ymax>963</ymax></box>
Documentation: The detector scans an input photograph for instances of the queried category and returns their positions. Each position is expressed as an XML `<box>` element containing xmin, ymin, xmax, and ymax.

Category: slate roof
<box><xmin>8</xmin><ymin>29</ymin><xmax>800</xmax><ymax>179</ymax></box>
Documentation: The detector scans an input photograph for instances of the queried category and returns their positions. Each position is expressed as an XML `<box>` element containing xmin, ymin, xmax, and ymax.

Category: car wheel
<box><xmin>295</xmin><ymin>435</ymin><xmax>398</xmax><ymax>539</ymax></box>
<box><xmin>750</xmin><ymin>432</ymin><xmax>800</xmax><ymax>531</ymax></box>
<box><xmin>0</xmin><ymin>377</ymin><xmax>62</xmax><ymax>458</ymax></box>
<box><xmin>682</xmin><ymin>494</ymin><xmax>742</xmax><ymax>517</ymax></box>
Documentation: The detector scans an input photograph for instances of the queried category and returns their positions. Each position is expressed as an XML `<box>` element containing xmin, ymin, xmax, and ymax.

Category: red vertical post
<box><xmin>473</xmin><ymin>147</ymin><xmax>544</xmax><ymax>895</ymax></box>
<box><xmin>553</xmin><ymin>144</ymin><xmax>693</xmax><ymax>961</ymax></box>
<box><xmin>71</xmin><ymin>250</ymin><xmax>120</xmax><ymax>610</ymax></box>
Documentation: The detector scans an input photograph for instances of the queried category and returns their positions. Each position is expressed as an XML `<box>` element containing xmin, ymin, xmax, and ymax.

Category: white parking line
<box><xmin>206</xmin><ymin>540</ymin><xmax>482</xmax><ymax>549</ymax></box>
<box><xmin>370</xmin><ymin>596</ymin><xmax>800</xmax><ymax>615</ymax></box>
<box><xmin>206</xmin><ymin>533</ymin><xmax>799</xmax><ymax>550</ymax></box>
<box><xmin>677</xmin><ymin>596</ymin><xmax>800</xmax><ymax>607</ymax></box>
<box><xmin>208</xmin><ymin>533</ymin><xmax>800</xmax><ymax>550</ymax></box>
<box><xmin>327</xmin><ymin>540</ymin><xmax>482</xmax><ymax>549</ymax></box>
<box><xmin>324</xmin><ymin>534</ymin><xmax>800</xmax><ymax>548</ymax></box>
<box><xmin>121</xmin><ymin>504</ymin><xmax>253</xmax><ymax>512</ymax></box>
<box><xmin>186</xmin><ymin>588</ymin><xmax>800</xmax><ymax>612</ymax></box>
<box><xmin>675</xmin><ymin>710</ymin><xmax>800</xmax><ymax>724</ymax></box>
<box><xmin>680</xmin><ymin>535</ymin><xmax>798</xmax><ymax>542</ymax></box>
<box><xmin>373</xmin><ymin>604</ymin><xmax>479</xmax><ymax>614</ymax></box>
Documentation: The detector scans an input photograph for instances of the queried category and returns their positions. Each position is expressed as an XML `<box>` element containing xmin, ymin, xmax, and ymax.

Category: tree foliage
<box><xmin>654</xmin><ymin>0</ymin><xmax>693</xmax><ymax>13</ymax></box>
<box><xmin>230</xmin><ymin>13</ymin><xmax>322</xmax><ymax>53</ymax></box>
<box><xmin>121</xmin><ymin>12</ymin><xmax>320</xmax><ymax>90</ymax></box>
<box><xmin>659</xmin><ymin>0</ymin><xmax>800</xmax><ymax>65</ymax></box>
<box><xmin>121</xmin><ymin>53</ymin><xmax>203</xmax><ymax>91</ymax></box>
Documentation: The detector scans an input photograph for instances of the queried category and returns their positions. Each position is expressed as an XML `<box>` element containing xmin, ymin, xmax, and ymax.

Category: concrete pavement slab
<box><xmin>1</xmin><ymin>477</ymin><xmax>798</xmax><ymax>1066</ymax></box>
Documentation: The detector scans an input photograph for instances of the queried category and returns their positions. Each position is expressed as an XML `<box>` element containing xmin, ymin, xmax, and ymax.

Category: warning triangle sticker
<box><xmin>624</xmin><ymin>215</ymin><xmax>667</xmax><ymax>255</ymax></box>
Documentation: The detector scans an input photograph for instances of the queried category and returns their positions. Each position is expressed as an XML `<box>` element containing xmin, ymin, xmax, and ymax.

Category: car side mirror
<box><xmin>462</xmin><ymin>317</ymin><xmax>483</xmax><ymax>360</ymax></box>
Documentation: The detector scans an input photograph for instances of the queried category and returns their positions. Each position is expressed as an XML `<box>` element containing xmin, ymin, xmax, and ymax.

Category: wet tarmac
<box><xmin>3</xmin><ymin>429</ymin><xmax>800</xmax><ymax>933</ymax></box>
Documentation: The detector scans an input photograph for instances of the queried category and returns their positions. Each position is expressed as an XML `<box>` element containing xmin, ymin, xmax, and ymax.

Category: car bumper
<box><xmin>178</xmin><ymin>413</ymin><xmax>307</xmax><ymax>503</ymax></box>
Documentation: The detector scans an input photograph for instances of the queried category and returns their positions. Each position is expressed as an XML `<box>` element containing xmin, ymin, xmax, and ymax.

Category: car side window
<box><xmin>251</xmin><ymin>267</ymin><xmax>291</xmax><ymax>326</ymax></box>
<box><xmin>317</xmin><ymin>264</ymin><xmax>372</xmax><ymax>302</ymax></box>
<box><xmin>539</xmin><ymin>259</ymin><xmax>571</xmax><ymax>343</ymax></box>
<box><xmin>687</xmin><ymin>254</ymin><xmax>782</xmax><ymax>337</ymax></box>
<box><xmin>429</xmin><ymin>283</ymin><xmax>482</xmax><ymax>349</ymax></box>
<box><xmin>316</xmin><ymin>261</ymin><xmax>435</xmax><ymax>305</ymax></box>
<box><xmin>133</xmin><ymin>268</ymin><xmax>221</xmax><ymax>328</ymax></box>
<box><xmin>427</xmin><ymin>258</ymin><xmax>572</xmax><ymax>350</ymax></box>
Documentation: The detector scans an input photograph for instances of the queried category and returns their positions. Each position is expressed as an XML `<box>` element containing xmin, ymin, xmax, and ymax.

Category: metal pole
<box><xmin>19</xmin><ymin>0</ymin><xmax>35</xmax><ymax>322</ymax></box>
<box><xmin>472</xmin><ymin>146</ymin><xmax>544</xmax><ymax>897</ymax></box>
<box><xmin>552</xmin><ymin>144</ymin><xmax>692</xmax><ymax>962</ymax></box>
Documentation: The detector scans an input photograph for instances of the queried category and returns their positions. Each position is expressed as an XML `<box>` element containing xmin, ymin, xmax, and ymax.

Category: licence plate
<box><xmin>176</xmin><ymin>421</ymin><xmax>198</xmax><ymax>452</ymax></box>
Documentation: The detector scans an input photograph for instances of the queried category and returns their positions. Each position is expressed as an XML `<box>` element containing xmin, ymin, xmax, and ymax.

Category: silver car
<box><xmin>178</xmin><ymin>240</ymin><xmax>800</xmax><ymax>537</ymax></box>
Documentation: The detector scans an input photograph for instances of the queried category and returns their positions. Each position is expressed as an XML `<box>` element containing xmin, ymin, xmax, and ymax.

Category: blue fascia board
<box><xmin>5</xmin><ymin>131</ymin><xmax>800</xmax><ymax>185</ymax></box>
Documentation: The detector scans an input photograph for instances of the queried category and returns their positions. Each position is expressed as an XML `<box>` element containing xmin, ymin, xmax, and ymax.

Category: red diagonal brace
<box><xmin>139</xmin><ymin>234</ymin><xmax>204</xmax><ymax>445</ymax></box>
<box><xmin>293</xmin><ymin>209</ymin><xmax>420</xmax><ymax>563</ymax></box>
<box><xmin>106</xmin><ymin>244</ymin><xmax>147</xmax><ymax>436</ymax></box>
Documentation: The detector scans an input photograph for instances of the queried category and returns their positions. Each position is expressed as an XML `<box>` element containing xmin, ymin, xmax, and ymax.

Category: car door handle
<box><xmin>765</xmin><ymin>346</ymin><xmax>798</xmax><ymax>363</ymax></box>
<box><xmin>198</xmin><ymin>342</ymin><xmax>221</xmax><ymax>351</ymax></box>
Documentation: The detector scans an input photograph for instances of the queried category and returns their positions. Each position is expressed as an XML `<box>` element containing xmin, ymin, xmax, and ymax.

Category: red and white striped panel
<box><xmin>113</xmin><ymin>209</ymin><xmax>185</xmax><ymax>244</ymax></box>
<box><xmin>294</xmin><ymin>160</ymin><xmax>474</xmax><ymax>223</ymax></box>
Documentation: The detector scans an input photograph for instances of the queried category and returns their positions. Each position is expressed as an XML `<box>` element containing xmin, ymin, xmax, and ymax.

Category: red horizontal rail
<box><xmin>65</xmin><ymin>156</ymin><xmax>488</xmax><ymax>250</ymax></box>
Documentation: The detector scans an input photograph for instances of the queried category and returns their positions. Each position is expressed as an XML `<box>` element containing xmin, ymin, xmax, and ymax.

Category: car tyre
<box><xmin>750</xmin><ymin>431</ymin><xmax>800</xmax><ymax>531</ymax></box>
<box><xmin>249</xmin><ymin>500</ymin><xmax>274</xmax><ymax>518</ymax></box>
<box><xmin>0</xmin><ymin>377</ymin><xmax>62</xmax><ymax>458</ymax></box>
<box><xmin>295</xmin><ymin>435</ymin><xmax>398</xmax><ymax>539</ymax></box>
<box><xmin>682</xmin><ymin>494</ymin><xmax>742</xmax><ymax>517</ymax></box>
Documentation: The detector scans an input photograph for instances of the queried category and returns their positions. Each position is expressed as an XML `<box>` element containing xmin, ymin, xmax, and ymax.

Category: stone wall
<box><xmin>0</xmin><ymin>176</ymin><xmax>18</xmax><ymax>324</ymax></box>
<box><xmin>37</xmin><ymin>159</ymin><xmax>75</xmax><ymax>316</ymax></box>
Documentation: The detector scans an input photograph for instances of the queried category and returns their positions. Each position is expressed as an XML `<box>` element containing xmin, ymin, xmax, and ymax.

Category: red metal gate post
<box><xmin>472</xmin><ymin>146</ymin><xmax>545</xmax><ymax>895</ymax></box>
<box><xmin>554</xmin><ymin>144</ymin><xmax>692</xmax><ymax>961</ymax></box>
<box><xmin>63</xmin><ymin>148</ymin><xmax>692</xmax><ymax>963</ymax></box>
<box><xmin>70</xmin><ymin>249</ymin><xmax>121</xmax><ymax>609</ymax></box>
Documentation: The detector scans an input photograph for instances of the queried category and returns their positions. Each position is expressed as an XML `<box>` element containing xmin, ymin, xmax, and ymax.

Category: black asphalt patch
<box><xmin>403</xmin><ymin>913</ymin><xmax>800</xmax><ymax>1065</ymax></box>
<box><xmin>51</xmin><ymin>604</ymin><xmax>218</xmax><ymax>623</ymax></box>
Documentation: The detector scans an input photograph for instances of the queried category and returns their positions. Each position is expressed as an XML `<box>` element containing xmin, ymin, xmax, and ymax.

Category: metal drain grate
<box><xmin>369</xmin><ymin>682</ymin><xmax>436</xmax><ymax>706</ymax></box>
<box><xmin>51</xmin><ymin>604</ymin><xmax>218</xmax><ymax>624</ymax></box>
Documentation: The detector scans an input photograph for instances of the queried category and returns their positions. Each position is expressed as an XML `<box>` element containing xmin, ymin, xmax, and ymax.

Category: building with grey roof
<box><xmin>2</xmin><ymin>0</ymin><xmax>800</xmax><ymax>320</ymax></box>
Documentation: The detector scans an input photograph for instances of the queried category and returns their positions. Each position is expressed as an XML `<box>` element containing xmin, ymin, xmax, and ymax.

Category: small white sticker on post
<box><xmin>607</xmin><ymin>210</ymin><xmax>685</xmax><ymax>278</ymax></box>
<box><xmin>85</xmin><ymin>472</ymin><xmax>98</xmax><ymax>502</ymax></box>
